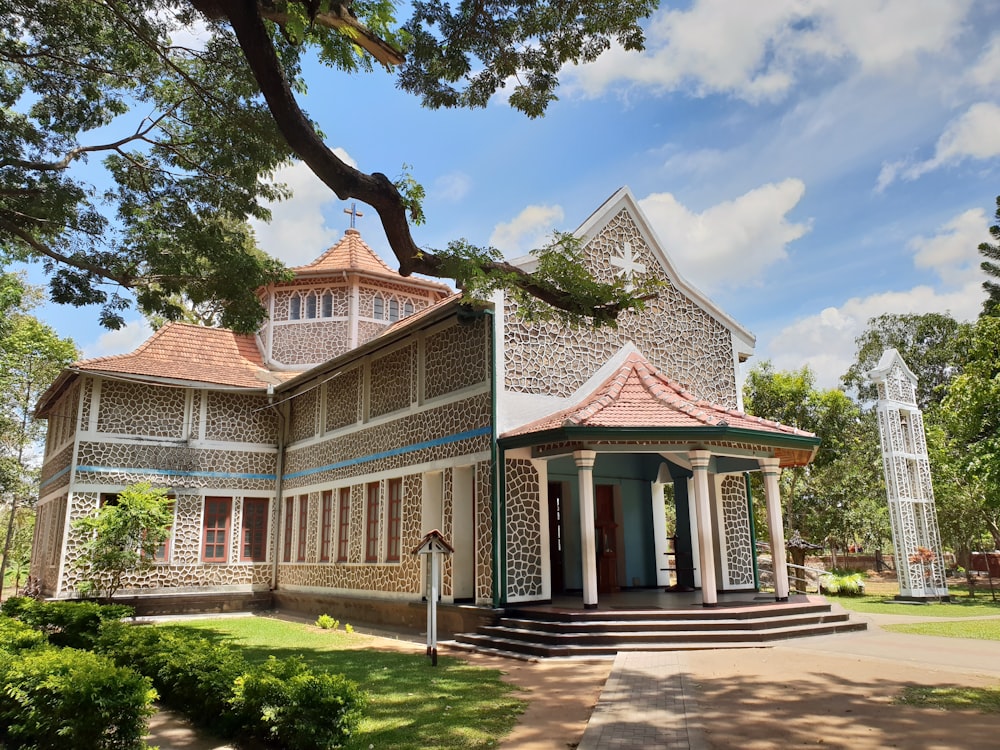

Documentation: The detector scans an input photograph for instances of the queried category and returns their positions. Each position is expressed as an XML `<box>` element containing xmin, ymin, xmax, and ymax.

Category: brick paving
<box><xmin>577</xmin><ymin>651</ymin><xmax>706</xmax><ymax>750</ymax></box>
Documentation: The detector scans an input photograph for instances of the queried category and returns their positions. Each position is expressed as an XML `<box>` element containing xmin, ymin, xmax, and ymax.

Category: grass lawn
<box><xmin>830</xmin><ymin>594</ymin><xmax>1000</xmax><ymax>618</ymax></box>
<box><xmin>896</xmin><ymin>685</ymin><xmax>1000</xmax><ymax>713</ymax></box>
<box><xmin>882</xmin><ymin>619</ymin><xmax>1000</xmax><ymax>640</ymax></box>
<box><xmin>160</xmin><ymin>616</ymin><xmax>525</xmax><ymax>750</ymax></box>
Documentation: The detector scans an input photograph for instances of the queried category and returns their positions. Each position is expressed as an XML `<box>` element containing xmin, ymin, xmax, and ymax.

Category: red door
<box><xmin>595</xmin><ymin>485</ymin><xmax>619</xmax><ymax>593</ymax></box>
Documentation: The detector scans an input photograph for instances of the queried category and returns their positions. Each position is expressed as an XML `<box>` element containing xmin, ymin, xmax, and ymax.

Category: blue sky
<box><xmin>28</xmin><ymin>0</ymin><xmax>1000</xmax><ymax>391</ymax></box>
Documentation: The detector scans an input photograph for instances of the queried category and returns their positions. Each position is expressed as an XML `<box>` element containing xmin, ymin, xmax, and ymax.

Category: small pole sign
<box><xmin>413</xmin><ymin>530</ymin><xmax>454</xmax><ymax>666</ymax></box>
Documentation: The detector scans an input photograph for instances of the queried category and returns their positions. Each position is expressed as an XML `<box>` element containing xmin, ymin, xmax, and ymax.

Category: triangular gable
<box><xmin>511</xmin><ymin>186</ymin><xmax>755</xmax><ymax>360</ymax></box>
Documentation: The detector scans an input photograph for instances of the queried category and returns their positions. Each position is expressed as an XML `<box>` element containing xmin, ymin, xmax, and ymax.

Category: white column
<box><xmin>689</xmin><ymin>449</ymin><xmax>717</xmax><ymax>606</ymax></box>
<box><xmin>650</xmin><ymin>481</ymin><xmax>670</xmax><ymax>588</ymax></box>
<box><xmin>759</xmin><ymin>457</ymin><xmax>789</xmax><ymax>601</ymax></box>
<box><xmin>574</xmin><ymin>450</ymin><xmax>599</xmax><ymax>609</ymax></box>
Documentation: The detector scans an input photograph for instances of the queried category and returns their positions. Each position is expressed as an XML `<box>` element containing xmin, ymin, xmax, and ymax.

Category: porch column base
<box><xmin>584</xmin><ymin>602</ymin><xmax>598</xmax><ymax>610</ymax></box>
<box><xmin>701</xmin><ymin>601</ymin><xmax>717</xmax><ymax>608</ymax></box>
<box><xmin>775</xmin><ymin>596</ymin><xmax>788</xmax><ymax>602</ymax></box>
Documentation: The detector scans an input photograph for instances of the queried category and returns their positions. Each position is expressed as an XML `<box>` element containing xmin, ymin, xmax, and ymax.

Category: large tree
<box><xmin>0</xmin><ymin>273</ymin><xmax>78</xmax><ymax>597</ymax></box>
<box><xmin>742</xmin><ymin>362</ymin><xmax>886</xmax><ymax>548</ymax></box>
<box><xmin>841</xmin><ymin>312</ymin><xmax>971</xmax><ymax>410</ymax></box>
<box><xmin>0</xmin><ymin>0</ymin><xmax>656</xmax><ymax>332</ymax></box>
<box><xmin>979</xmin><ymin>195</ymin><xmax>1000</xmax><ymax>317</ymax></box>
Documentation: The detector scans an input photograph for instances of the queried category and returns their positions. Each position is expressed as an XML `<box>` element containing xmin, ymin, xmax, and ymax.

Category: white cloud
<box><xmin>639</xmin><ymin>180</ymin><xmax>811</xmax><ymax>291</ymax></box>
<box><xmin>765</xmin><ymin>207</ymin><xmax>991</xmax><ymax>388</ymax></box>
<box><xmin>83</xmin><ymin>319</ymin><xmax>153</xmax><ymax>359</ymax></box>
<box><xmin>250</xmin><ymin>160</ymin><xmax>344</xmax><ymax>266</ymax></box>
<box><xmin>432</xmin><ymin>172</ymin><xmax>472</xmax><ymax>202</ymax></box>
<box><xmin>969</xmin><ymin>34</ymin><xmax>1000</xmax><ymax>88</ymax></box>
<box><xmin>878</xmin><ymin>102</ymin><xmax>1000</xmax><ymax>189</ymax></box>
<box><xmin>489</xmin><ymin>204</ymin><xmax>565</xmax><ymax>255</ymax></box>
<box><xmin>567</xmin><ymin>0</ymin><xmax>970</xmax><ymax>102</ymax></box>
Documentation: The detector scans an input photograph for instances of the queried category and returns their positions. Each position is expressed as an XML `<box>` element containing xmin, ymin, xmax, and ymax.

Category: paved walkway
<box><xmin>577</xmin><ymin>609</ymin><xmax>1000</xmax><ymax>749</ymax></box>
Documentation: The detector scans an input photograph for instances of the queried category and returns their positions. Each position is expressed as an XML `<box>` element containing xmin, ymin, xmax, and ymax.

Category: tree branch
<box><xmin>0</xmin><ymin>215</ymin><xmax>134</xmax><ymax>288</ymax></box>
<box><xmin>218</xmin><ymin>0</ymin><xmax>638</xmax><ymax>323</ymax></box>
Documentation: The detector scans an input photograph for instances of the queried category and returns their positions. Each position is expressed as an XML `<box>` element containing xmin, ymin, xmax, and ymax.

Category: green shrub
<box><xmin>2</xmin><ymin>597</ymin><xmax>133</xmax><ymax>649</ymax></box>
<box><xmin>98</xmin><ymin>621</ymin><xmax>247</xmax><ymax>734</ymax></box>
<box><xmin>820</xmin><ymin>571</ymin><xmax>866</xmax><ymax>596</ymax></box>
<box><xmin>0</xmin><ymin>646</ymin><xmax>156</xmax><ymax>749</ymax></box>
<box><xmin>232</xmin><ymin>656</ymin><xmax>365</xmax><ymax>750</ymax></box>
<box><xmin>315</xmin><ymin>614</ymin><xmax>339</xmax><ymax>629</ymax></box>
<box><xmin>0</xmin><ymin>617</ymin><xmax>46</xmax><ymax>652</ymax></box>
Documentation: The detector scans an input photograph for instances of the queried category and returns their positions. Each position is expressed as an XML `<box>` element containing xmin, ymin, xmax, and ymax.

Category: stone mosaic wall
<box><xmin>39</xmin><ymin>443</ymin><xmax>74</xmax><ymax>494</ymax></box>
<box><xmin>45</xmin><ymin>381</ymin><xmax>79</xmax><ymax>456</ymax></box>
<box><xmin>505</xmin><ymin>459</ymin><xmax>543</xmax><ymax>599</ymax></box>
<box><xmin>357</xmin><ymin>320</ymin><xmax>387</xmax><ymax>346</ymax></box>
<box><xmin>275</xmin><ymin>473</ymin><xmax>423</xmax><ymax>596</ymax></box>
<box><xmin>370</xmin><ymin>345</ymin><xmax>414</xmax><ymax>418</ymax></box>
<box><xmin>475</xmin><ymin>461</ymin><xmax>494</xmax><ymax>604</ymax></box>
<box><xmin>719</xmin><ymin>474</ymin><xmax>754</xmax><ymax>587</ymax></box>
<box><xmin>80</xmin><ymin>378</ymin><xmax>93</xmax><ymax>431</ymax></box>
<box><xmin>97</xmin><ymin>380</ymin><xmax>187</xmax><ymax>437</ymax></box>
<box><xmin>272</xmin><ymin>320</ymin><xmax>352</xmax><ymax>365</ymax></box>
<box><xmin>272</xmin><ymin>285</ymin><xmax>349</xmax><ymax>321</ymax></box>
<box><xmin>504</xmin><ymin>209</ymin><xmax>739</xmax><ymax>408</ymax></box>
<box><xmin>441</xmin><ymin>469</ymin><xmax>454</xmax><ymax>596</ymax></box>
<box><xmin>290</xmin><ymin>387</ymin><xmax>319</xmax><ymax>443</ymax></box>
<box><xmin>205</xmin><ymin>392</ymin><xmax>278</xmax><ymax>444</ymax></box>
<box><xmin>57</xmin><ymin>492</ymin><xmax>275</xmax><ymax>596</ymax></box>
<box><xmin>424</xmin><ymin>318</ymin><xmax>489</xmax><ymax>400</ymax></box>
<box><xmin>283</xmin><ymin>394</ymin><xmax>490</xmax><ymax>490</ymax></box>
<box><xmin>74</xmin><ymin>441</ymin><xmax>276</xmax><ymax>492</ymax></box>
<box><xmin>325</xmin><ymin>368</ymin><xmax>362</xmax><ymax>431</ymax></box>
<box><xmin>30</xmin><ymin>494</ymin><xmax>67</xmax><ymax>595</ymax></box>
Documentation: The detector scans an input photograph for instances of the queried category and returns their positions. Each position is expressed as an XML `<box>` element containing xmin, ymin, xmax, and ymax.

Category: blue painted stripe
<box><xmin>75</xmin><ymin>466</ymin><xmax>277</xmax><ymax>481</ymax></box>
<box><xmin>40</xmin><ymin>464</ymin><xmax>72</xmax><ymax>489</ymax></box>
<box><xmin>283</xmin><ymin>426</ymin><xmax>492</xmax><ymax>480</ymax></box>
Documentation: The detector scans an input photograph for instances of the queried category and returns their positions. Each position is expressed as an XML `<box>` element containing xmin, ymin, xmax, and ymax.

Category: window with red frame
<box><xmin>152</xmin><ymin>498</ymin><xmax>175</xmax><ymax>563</ymax></box>
<box><xmin>202</xmin><ymin>497</ymin><xmax>231</xmax><ymax>563</ymax></box>
<box><xmin>365</xmin><ymin>482</ymin><xmax>380</xmax><ymax>562</ymax></box>
<box><xmin>337</xmin><ymin>487</ymin><xmax>350</xmax><ymax>562</ymax></box>
<box><xmin>319</xmin><ymin>490</ymin><xmax>333</xmax><ymax>562</ymax></box>
<box><xmin>297</xmin><ymin>494</ymin><xmax>308</xmax><ymax>562</ymax></box>
<box><xmin>241</xmin><ymin>498</ymin><xmax>269</xmax><ymax>562</ymax></box>
<box><xmin>386</xmin><ymin>478</ymin><xmax>402</xmax><ymax>562</ymax></box>
<box><xmin>282</xmin><ymin>497</ymin><xmax>294</xmax><ymax>562</ymax></box>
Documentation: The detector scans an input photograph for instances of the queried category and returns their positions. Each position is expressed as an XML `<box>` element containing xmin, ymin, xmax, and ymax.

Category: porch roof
<box><xmin>500</xmin><ymin>352</ymin><xmax>820</xmax><ymax>466</ymax></box>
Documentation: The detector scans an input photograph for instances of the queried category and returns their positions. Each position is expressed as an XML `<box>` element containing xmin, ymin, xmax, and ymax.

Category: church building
<box><xmin>31</xmin><ymin>188</ymin><xmax>819</xmax><ymax>632</ymax></box>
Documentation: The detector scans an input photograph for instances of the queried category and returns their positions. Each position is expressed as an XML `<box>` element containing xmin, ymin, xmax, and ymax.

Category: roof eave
<box><xmin>499</xmin><ymin>424</ymin><xmax>821</xmax><ymax>453</ymax></box>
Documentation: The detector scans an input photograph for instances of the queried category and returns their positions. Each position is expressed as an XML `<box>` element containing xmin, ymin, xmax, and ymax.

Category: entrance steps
<box><xmin>447</xmin><ymin>598</ymin><xmax>866</xmax><ymax>659</ymax></box>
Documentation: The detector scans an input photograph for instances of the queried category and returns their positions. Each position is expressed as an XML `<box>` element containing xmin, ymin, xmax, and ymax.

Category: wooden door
<box><xmin>547</xmin><ymin>482</ymin><xmax>565</xmax><ymax>594</ymax></box>
<box><xmin>595</xmin><ymin>485</ymin><xmax>619</xmax><ymax>593</ymax></box>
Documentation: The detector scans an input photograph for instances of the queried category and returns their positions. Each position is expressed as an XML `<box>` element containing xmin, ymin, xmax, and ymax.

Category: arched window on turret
<box><xmin>321</xmin><ymin>291</ymin><xmax>333</xmax><ymax>318</ymax></box>
<box><xmin>388</xmin><ymin>299</ymin><xmax>399</xmax><ymax>322</ymax></box>
<box><xmin>305</xmin><ymin>291</ymin><xmax>318</xmax><ymax>319</ymax></box>
<box><xmin>289</xmin><ymin>295</ymin><xmax>301</xmax><ymax>320</ymax></box>
<box><xmin>373</xmin><ymin>295</ymin><xmax>384</xmax><ymax>319</ymax></box>
<box><xmin>403</xmin><ymin>300</ymin><xmax>414</xmax><ymax>317</ymax></box>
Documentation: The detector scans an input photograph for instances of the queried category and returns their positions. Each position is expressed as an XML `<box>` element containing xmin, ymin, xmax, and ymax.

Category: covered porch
<box><xmin>498</xmin><ymin>352</ymin><xmax>820</xmax><ymax>611</ymax></box>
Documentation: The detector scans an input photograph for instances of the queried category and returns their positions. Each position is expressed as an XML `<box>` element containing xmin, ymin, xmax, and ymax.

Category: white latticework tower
<box><xmin>868</xmin><ymin>349</ymin><xmax>948</xmax><ymax>599</ymax></box>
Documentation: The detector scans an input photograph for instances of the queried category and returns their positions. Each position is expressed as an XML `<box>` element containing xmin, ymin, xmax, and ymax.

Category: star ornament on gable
<box><xmin>609</xmin><ymin>241</ymin><xmax>647</xmax><ymax>291</ymax></box>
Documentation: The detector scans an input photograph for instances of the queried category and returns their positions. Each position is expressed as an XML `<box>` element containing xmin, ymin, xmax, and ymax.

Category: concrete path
<box><xmin>577</xmin><ymin>609</ymin><xmax>1000</xmax><ymax>749</ymax></box>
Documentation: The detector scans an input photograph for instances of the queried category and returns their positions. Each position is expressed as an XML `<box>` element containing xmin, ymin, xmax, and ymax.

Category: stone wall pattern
<box><xmin>505</xmin><ymin>460</ymin><xmax>543</xmax><ymax>599</ymax></box>
<box><xmin>370</xmin><ymin>344</ymin><xmax>414</xmax><ymax>418</ymax></box>
<box><xmin>97</xmin><ymin>380</ymin><xmax>187</xmax><ymax>438</ymax></box>
<box><xmin>205</xmin><ymin>392</ymin><xmax>278</xmax><ymax>444</ymax></box>
<box><xmin>720</xmin><ymin>474</ymin><xmax>754</xmax><ymax>587</ymax></box>
<box><xmin>504</xmin><ymin>210</ymin><xmax>738</xmax><ymax>407</ymax></box>
<box><xmin>424</xmin><ymin>318</ymin><xmax>490</xmax><ymax>400</ymax></box>
<box><xmin>289</xmin><ymin>387</ymin><xmax>318</xmax><ymax>444</ymax></box>
<box><xmin>325</xmin><ymin>368</ymin><xmax>362</xmax><ymax>432</ymax></box>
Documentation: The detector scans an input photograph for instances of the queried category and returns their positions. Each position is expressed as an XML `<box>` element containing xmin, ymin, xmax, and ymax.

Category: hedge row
<box><xmin>97</xmin><ymin>621</ymin><xmax>366</xmax><ymax>748</ymax></box>
<box><xmin>1</xmin><ymin>598</ymin><xmax>365</xmax><ymax>750</ymax></box>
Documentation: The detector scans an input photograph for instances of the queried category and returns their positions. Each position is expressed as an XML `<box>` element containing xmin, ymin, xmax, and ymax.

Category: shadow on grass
<box><xmin>157</xmin><ymin>616</ymin><xmax>525</xmax><ymax>750</ymax></box>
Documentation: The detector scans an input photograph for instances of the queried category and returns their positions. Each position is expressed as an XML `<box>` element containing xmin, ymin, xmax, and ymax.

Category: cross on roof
<box><xmin>344</xmin><ymin>202</ymin><xmax>364</xmax><ymax>229</ymax></box>
<box><xmin>610</xmin><ymin>241</ymin><xmax>646</xmax><ymax>289</ymax></box>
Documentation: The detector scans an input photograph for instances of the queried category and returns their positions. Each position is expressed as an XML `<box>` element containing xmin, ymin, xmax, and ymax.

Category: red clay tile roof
<box><xmin>293</xmin><ymin>229</ymin><xmax>452</xmax><ymax>294</ymax></box>
<box><xmin>72</xmin><ymin>322</ymin><xmax>284</xmax><ymax>388</ymax></box>
<box><xmin>504</xmin><ymin>352</ymin><xmax>817</xmax><ymax>439</ymax></box>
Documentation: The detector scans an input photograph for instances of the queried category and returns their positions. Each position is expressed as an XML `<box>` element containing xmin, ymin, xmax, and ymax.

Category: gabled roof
<box><xmin>71</xmin><ymin>322</ymin><xmax>283</xmax><ymax>389</ymax></box>
<box><xmin>293</xmin><ymin>228</ymin><xmax>452</xmax><ymax>294</ymax></box>
<box><xmin>294</xmin><ymin>228</ymin><xmax>396</xmax><ymax>276</ymax></box>
<box><xmin>503</xmin><ymin>351</ymin><xmax>816</xmax><ymax>445</ymax></box>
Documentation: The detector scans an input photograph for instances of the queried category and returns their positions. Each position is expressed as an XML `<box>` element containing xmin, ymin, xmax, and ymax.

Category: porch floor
<box><xmin>515</xmin><ymin>587</ymin><xmax>812</xmax><ymax>613</ymax></box>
